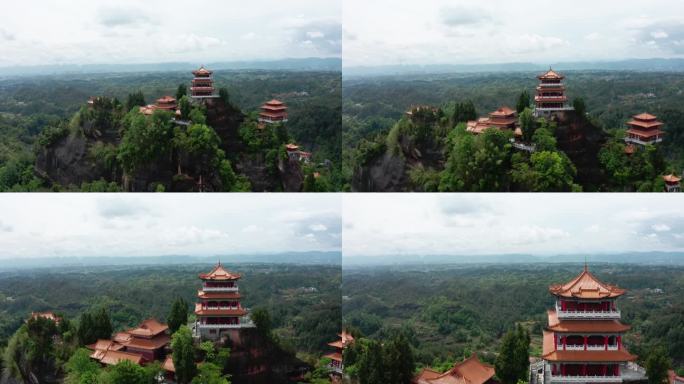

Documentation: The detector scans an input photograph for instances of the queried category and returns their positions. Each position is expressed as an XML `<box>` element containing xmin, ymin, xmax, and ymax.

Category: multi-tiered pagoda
<box><xmin>324</xmin><ymin>330</ymin><xmax>354</xmax><ymax>374</ymax></box>
<box><xmin>258</xmin><ymin>99</ymin><xmax>288</xmax><ymax>124</ymax></box>
<box><xmin>195</xmin><ymin>262</ymin><xmax>248</xmax><ymax>340</ymax></box>
<box><xmin>540</xmin><ymin>266</ymin><xmax>640</xmax><ymax>384</ymax></box>
<box><xmin>624</xmin><ymin>113</ymin><xmax>664</xmax><ymax>146</ymax></box>
<box><xmin>191</xmin><ymin>66</ymin><xmax>215</xmax><ymax>98</ymax></box>
<box><xmin>535</xmin><ymin>68</ymin><xmax>572</xmax><ymax>117</ymax></box>
<box><xmin>663</xmin><ymin>174</ymin><xmax>682</xmax><ymax>192</ymax></box>
<box><xmin>467</xmin><ymin>106</ymin><xmax>518</xmax><ymax>134</ymax></box>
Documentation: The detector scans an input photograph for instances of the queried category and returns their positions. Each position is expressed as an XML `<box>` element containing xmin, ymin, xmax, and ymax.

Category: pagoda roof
<box><xmin>264</xmin><ymin>99</ymin><xmax>285</xmax><ymax>106</ymax></box>
<box><xmin>663</xmin><ymin>174</ymin><xmax>682</xmax><ymax>183</ymax></box>
<box><xmin>30</xmin><ymin>311</ymin><xmax>61</xmax><ymax>324</ymax></box>
<box><xmin>261</xmin><ymin>104</ymin><xmax>288</xmax><ymax>111</ymax></box>
<box><xmin>549</xmin><ymin>266</ymin><xmax>625</xmax><ymax>299</ymax></box>
<box><xmin>538</xmin><ymin>68</ymin><xmax>564</xmax><ymax>80</ymax></box>
<box><xmin>626</xmin><ymin>128</ymin><xmax>663</xmax><ymax>138</ymax></box>
<box><xmin>328</xmin><ymin>340</ymin><xmax>344</xmax><ymax>349</ymax></box>
<box><xmin>341</xmin><ymin>330</ymin><xmax>355</xmax><ymax>346</ymax></box>
<box><xmin>193</xmin><ymin>66</ymin><xmax>213</xmax><ymax>75</ymax></box>
<box><xmin>163</xmin><ymin>356</ymin><xmax>176</xmax><ymax>373</ymax></box>
<box><xmin>194</xmin><ymin>303</ymin><xmax>247</xmax><ymax>316</ymax></box>
<box><xmin>633</xmin><ymin>112</ymin><xmax>657</xmax><ymax>121</ymax></box>
<box><xmin>324</xmin><ymin>352</ymin><xmax>343</xmax><ymax>362</ymax></box>
<box><xmin>199</xmin><ymin>262</ymin><xmax>241</xmax><ymax>281</ymax></box>
<box><xmin>490</xmin><ymin>106</ymin><xmax>515</xmax><ymax>117</ymax></box>
<box><xmin>627</xmin><ymin>119</ymin><xmax>663</xmax><ymax>129</ymax></box>
<box><xmin>156</xmin><ymin>95</ymin><xmax>176</xmax><ymax>104</ymax></box>
<box><xmin>547</xmin><ymin>309</ymin><xmax>630</xmax><ymax>333</ymax></box>
<box><xmin>122</xmin><ymin>333</ymin><xmax>170</xmax><ymax>350</ymax></box>
<box><xmin>197</xmin><ymin>290</ymin><xmax>241</xmax><ymax>300</ymax></box>
<box><xmin>94</xmin><ymin>350</ymin><xmax>145</xmax><ymax>366</ymax></box>
<box><xmin>414</xmin><ymin>354</ymin><xmax>496</xmax><ymax>384</ymax></box>
<box><xmin>542</xmin><ymin>331</ymin><xmax>636</xmax><ymax>362</ymax></box>
<box><xmin>285</xmin><ymin>143</ymin><xmax>300</xmax><ymax>151</ymax></box>
<box><xmin>87</xmin><ymin>339</ymin><xmax>125</xmax><ymax>352</ymax></box>
<box><xmin>126</xmin><ymin>318</ymin><xmax>168</xmax><ymax>338</ymax></box>
<box><xmin>259</xmin><ymin>111</ymin><xmax>288</xmax><ymax>118</ymax></box>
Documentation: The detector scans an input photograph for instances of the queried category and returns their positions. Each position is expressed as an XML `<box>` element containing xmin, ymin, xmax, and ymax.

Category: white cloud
<box><xmin>652</xmin><ymin>224</ymin><xmax>671</xmax><ymax>232</ymax></box>
<box><xmin>309</xmin><ymin>224</ymin><xmax>328</xmax><ymax>232</ymax></box>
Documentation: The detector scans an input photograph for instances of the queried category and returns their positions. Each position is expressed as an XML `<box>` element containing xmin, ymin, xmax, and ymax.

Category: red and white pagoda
<box><xmin>195</xmin><ymin>262</ymin><xmax>249</xmax><ymax>340</ymax></box>
<box><xmin>624</xmin><ymin>113</ymin><xmax>664</xmax><ymax>146</ymax></box>
<box><xmin>258</xmin><ymin>99</ymin><xmax>288</xmax><ymax>124</ymax></box>
<box><xmin>539</xmin><ymin>266</ymin><xmax>643</xmax><ymax>384</ymax></box>
<box><xmin>191</xmin><ymin>66</ymin><xmax>215</xmax><ymax>98</ymax></box>
<box><xmin>324</xmin><ymin>330</ymin><xmax>354</xmax><ymax>374</ymax></box>
<box><xmin>663</xmin><ymin>174</ymin><xmax>681</xmax><ymax>192</ymax></box>
<box><xmin>535</xmin><ymin>68</ymin><xmax>572</xmax><ymax>117</ymax></box>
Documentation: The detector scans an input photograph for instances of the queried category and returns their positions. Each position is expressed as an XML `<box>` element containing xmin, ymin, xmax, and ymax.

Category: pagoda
<box><xmin>535</xmin><ymin>68</ymin><xmax>572</xmax><ymax>117</ymax></box>
<box><xmin>195</xmin><ymin>262</ymin><xmax>248</xmax><ymax>340</ymax></box>
<box><xmin>191</xmin><ymin>66</ymin><xmax>215</xmax><ymax>98</ymax></box>
<box><xmin>467</xmin><ymin>106</ymin><xmax>517</xmax><ymax>134</ymax></box>
<box><xmin>324</xmin><ymin>330</ymin><xmax>354</xmax><ymax>374</ymax></box>
<box><xmin>414</xmin><ymin>354</ymin><xmax>496</xmax><ymax>384</ymax></box>
<box><xmin>539</xmin><ymin>266</ymin><xmax>642</xmax><ymax>384</ymax></box>
<box><xmin>258</xmin><ymin>99</ymin><xmax>288</xmax><ymax>124</ymax></box>
<box><xmin>87</xmin><ymin>318</ymin><xmax>170</xmax><ymax>366</ymax></box>
<box><xmin>663</xmin><ymin>174</ymin><xmax>681</xmax><ymax>192</ymax></box>
<box><xmin>624</xmin><ymin>113</ymin><xmax>664</xmax><ymax>146</ymax></box>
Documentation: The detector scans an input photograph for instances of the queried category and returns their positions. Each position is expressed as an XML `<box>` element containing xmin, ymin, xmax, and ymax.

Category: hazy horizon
<box><xmin>343</xmin><ymin>0</ymin><xmax>684</xmax><ymax>67</ymax></box>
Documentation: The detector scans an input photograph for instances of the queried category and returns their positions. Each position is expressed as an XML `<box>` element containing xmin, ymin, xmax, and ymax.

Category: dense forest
<box><xmin>0</xmin><ymin>262</ymin><xmax>341</xmax><ymax>378</ymax></box>
<box><xmin>342</xmin><ymin>263</ymin><xmax>684</xmax><ymax>376</ymax></box>
<box><xmin>343</xmin><ymin>71</ymin><xmax>684</xmax><ymax>191</ymax></box>
<box><xmin>0</xmin><ymin>69</ymin><xmax>342</xmax><ymax>192</ymax></box>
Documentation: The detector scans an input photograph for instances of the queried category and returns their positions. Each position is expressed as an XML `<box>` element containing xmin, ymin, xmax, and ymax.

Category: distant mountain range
<box><xmin>0</xmin><ymin>252</ymin><xmax>342</xmax><ymax>271</ymax></box>
<box><xmin>343</xmin><ymin>252</ymin><xmax>684</xmax><ymax>267</ymax></box>
<box><xmin>343</xmin><ymin>58</ymin><xmax>684</xmax><ymax>78</ymax></box>
<box><xmin>0</xmin><ymin>57</ymin><xmax>341</xmax><ymax>77</ymax></box>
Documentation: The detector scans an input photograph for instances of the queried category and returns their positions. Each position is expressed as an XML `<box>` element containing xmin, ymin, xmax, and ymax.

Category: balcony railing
<box><xmin>202</xmin><ymin>306</ymin><xmax>240</xmax><ymax>311</ymax></box>
<box><xmin>328</xmin><ymin>364</ymin><xmax>343</xmax><ymax>374</ymax></box>
<box><xmin>199</xmin><ymin>324</ymin><xmax>241</xmax><ymax>329</ymax></box>
<box><xmin>624</xmin><ymin>137</ymin><xmax>662</xmax><ymax>145</ymax></box>
<box><xmin>539</xmin><ymin>83</ymin><xmax>565</xmax><ymax>87</ymax></box>
<box><xmin>550</xmin><ymin>375</ymin><xmax>622</xmax><ymax>383</ymax></box>
<box><xmin>557</xmin><ymin>345</ymin><xmax>619</xmax><ymax>351</ymax></box>
<box><xmin>556</xmin><ymin>305</ymin><xmax>621</xmax><ymax>319</ymax></box>
<box><xmin>203</xmin><ymin>286</ymin><xmax>238</xmax><ymax>292</ymax></box>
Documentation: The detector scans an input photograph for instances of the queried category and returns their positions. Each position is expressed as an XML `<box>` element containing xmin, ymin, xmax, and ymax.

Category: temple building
<box><xmin>538</xmin><ymin>266</ymin><xmax>645</xmax><ymax>384</ymax></box>
<box><xmin>663</xmin><ymin>174</ymin><xmax>682</xmax><ymax>192</ymax></box>
<box><xmin>414</xmin><ymin>354</ymin><xmax>497</xmax><ymax>384</ymax></box>
<box><xmin>467</xmin><ymin>106</ymin><xmax>518</xmax><ymax>135</ymax></box>
<box><xmin>285</xmin><ymin>143</ymin><xmax>312</xmax><ymax>163</ymax></box>
<box><xmin>191</xmin><ymin>66</ymin><xmax>216</xmax><ymax>98</ymax></box>
<box><xmin>30</xmin><ymin>311</ymin><xmax>62</xmax><ymax>325</ymax></box>
<box><xmin>324</xmin><ymin>330</ymin><xmax>355</xmax><ymax>374</ymax></box>
<box><xmin>88</xmin><ymin>318</ymin><xmax>170</xmax><ymax>366</ymax></box>
<box><xmin>624</xmin><ymin>113</ymin><xmax>664</xmax><ymax>146</ymax></box>
<box><xmin>139</xmin><ymin>96</ymin><xmax>178</xmax><ymax>116</ymax></box>
<box><xmin>258</xmin><ymin>99</ymin><xmax>289</xmax><ymax>124</ymax></box>
<box><xmin>195</xmin><ymin>262</ymin><xmax>249</xmax><ymax>340</ymax></box>
<box><xmin>534</xmin><ymin>68</ymin><xmax>573</xmax><ymax>117</ymax></box>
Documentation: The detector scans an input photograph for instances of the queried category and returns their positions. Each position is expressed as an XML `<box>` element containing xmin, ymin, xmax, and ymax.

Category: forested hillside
<box><xmin>343</xmin><ymin>71</ymin><xmax>684</xmax><ymax>191</ymax></box>
<box><xmin>0</xmin><ymin>69</ymin><xmax>341</xmax><ymax>191</ymax></box>
<box><xmin>342</xmin><ymin>263</ymin><xmax>684</xmax><ymax>374</ymax></box>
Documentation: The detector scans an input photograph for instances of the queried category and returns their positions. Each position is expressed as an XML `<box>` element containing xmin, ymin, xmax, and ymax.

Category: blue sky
<box><xmin>0</xmin><ymin>0</ymin><xmax>341</xmax><ymax>67</ymax></box>
<box><xmin>343</xmin><ymin>0</ymin><xmax>684</xmax><ymax>67</ymax></box>
<box><xmin>343</xmin><ymin>194</ymin><xmax>684</xmax><ymax>257</ymax></box>
<box><xmin>0</xmin><ymin>195</ymin><xmax>341</xmax><ymax>258</ymax></box>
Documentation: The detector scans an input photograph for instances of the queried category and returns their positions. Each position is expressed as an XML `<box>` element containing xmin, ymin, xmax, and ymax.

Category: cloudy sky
<box><xmin>0</xmin><ymin>0</ymin><xmax>341</xmax><ymax>67</ymax></box>
<box><xmin>343</xmin><ymin>0</ymin><xmax>684</xmax><ymax>67</ymax></box>
<box><xmin>0</xmin><ymin>195</ymin><xmax>340</xmax><ymax>259</ymax></box>
<box><xmin>343</xmin><ymin>194</ymin><xmax>684</xmax><ymax>258</ymax></box>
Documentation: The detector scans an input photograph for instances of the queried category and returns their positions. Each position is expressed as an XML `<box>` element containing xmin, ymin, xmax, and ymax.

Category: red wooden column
<box><xmin>604</xmin><ymin>335</ymin><xmax>608</xmax><ymax>350</ymax></box>
<box><xmin>584</xmin><ymin>335</ymin><xmax>588</xmax><ymax>350</ymax></box>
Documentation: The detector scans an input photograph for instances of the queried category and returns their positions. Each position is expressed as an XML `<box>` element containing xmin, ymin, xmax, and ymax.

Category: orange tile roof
<box><xmin>549</xmin><ymin>266</ymin><xmax>625</xmax><ymax>299</ymax></box>
<box><xmin>98</xmin><ymin>350</ymin><xmax>145</xmax><ymax>366</ymax></box>
<box><xmin>30</xmin><ymin>312</ymin><xmax>61</xmax><ymax>324</ymax></box>
<box><xmin>123</xmin><ymin>333</ymin><xmax>170</xmax><ymax>351</ymax></box>
<box><xmin>627</xmin><ymin>119</ymin><xmax>664</xmax><ymax>129</ymax></box>
<box><xmin>547</xmin><ymin>309</ymin><xmax>630</xmax><ymax>333</ymax></box>
<box><xmin>663</xmin><ymin>174</ymin><xmax>682</xmax><ymax>183</ymax></box>
<box><xmin>87</xmin><ymin>339</ymin><xmax>125</xmax><ymax>352</ymax></box>
<box><xmin>285</xmin><ymin>143</ymin><xmax>300</xmax><ymax>151</ymax></box>
<box><xmin>192</xmin><ymin>66</ymin><xmax>212</xmax><ymax>76</ymax></box>
<box><xmin>328</xmin><ymin>340</ymin><xmax>344</xmax><ymax>349</ymax></box>
<box><xmin>113</xmin><ymin>332</ymin><xmax>132</xmax><ymax>344</ymax></box>
<box><xmin>543</xmin><ymin>349</ymin><xmax>637</xmax><ymax>362</ymax></box>
<box><xmin>341</xmin><ymin>330</ymin><xmax>355</xmax><ymax>346</ymax></box>
<box><xmin>199</xmin><ymin>263</ymin><xmax>241</xmax><ymax>281</ymax></box>
<box><xmin>163</xmin><ymin>356</ymin><xmax>175</xmax><ymax>373</ymax></box>
<box><xmin>624</xmin><ymin>144</ymin><xmax>635</xmax><ymax>155</ymax></box>
<box><xmin>415</xmin><ymin>354</ymin><xmax>495</xmax><ymax>384</ymax></box>
<box><xmin>126</xmin><ymin>319</ymin><xmax>168</xmax><ymax>338</ymax></box>
<box><xmin>324</xmin><ymin>352</ymin><xmax>343</xmax><ymax>362</ymax></box>
<box><xmin>265</xmin><ymin>99</ymin><xmax>284</xmax><ymax>105</ymax></box>
<box><xmin>633</xmin><ymin>112</ymin><xmax>657</xmax><ymax>121</ymax></box>
<box><xmin>490</xmin><ymin>106</ymin><xmax>515</xmax><ymax>117</ymax></box>
<box><xmin>197</xmin><ymin>290</ymin><xmax>241</xmax><ymax>300</ymax></box>
<box><xmin>539</xmin><ymin>68</ymin><xmax>564</xmax><ymax>80</ymax></box>
<box><xmin>194</xmin><ymin>303</ymin><xmax>247</xmax><ymax>316</ymax></box>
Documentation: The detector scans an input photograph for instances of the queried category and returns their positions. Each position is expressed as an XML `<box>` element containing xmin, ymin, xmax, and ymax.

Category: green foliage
<box><xmin>516</xmin><ymin>90</ymin><xmax>531</xmax><ymax>114</ymax></box>
<box><xmin>126</xmin><ymin>91</ymin><xmax>146</xmax><ymax>111</ymax></box>
<box><xmin>178</xmin><ymin>96</ymin><xmax>192</xmax><ymax>120</ymax></box>
<box><xmin>176</xmin><ymin>84</ymin><xmax>188</xmax><ymax>101</ymax></box>
<box><xmin>106</xmin><ymin>360</ymin><xmax>149</xmax><ymax>384</ymax></box>
<box><xmin>168</xmin><ymin>297</ymin><xmax>189</xmax><ymax>334</ymax></box>
<box><xmin>519</xmin><ymin>108</ymin><xmax>536</xmax><ymax>142</ymax></box>
<box><xmin>191</xmin><ymin>362</ymin><xmax>230</xmax><ymax>384</ymax></box>
<box><xmin>172</xmin><ymin>325</ymin><xmax>197</xmax><ymax>384</ymax></box>
<box><xmin>77</xmin><ymin>307</ymin><xmax>112</xmax><ymax>345</ymax></box>
<box><xmin>347</xmin><ymin>333</ymin><xmax>415</xmax><ymax>384</ymax></box>
<box><xmin>251</xmin><ymin>308</ymin><xmax>273</xmax><ymax>339</ymax></box>
<box><xmin>495</xmin><ymin>325</ymin><xmax>530</xmax><ymax>384</ymax></box>
<box><xmin>452</xmin><ymin>100</ymin><xmax>477</xmax><ymax>124</ymax></box>
<box><xmin>118</xmin><ymin>110</ymin><xmax>174</xmax><ymax>174</ymax></box>
<box><xmin>573</xmin><ymin>97</ymin><xmax>587</xmax><ymax>117</ymax></box>
<box><xmin>599</xmin><ymin>138</ymin><xmax>667</xmax><ymax>191</ymax></box>
<box><xmin>65</xmin><ymin>348</ymin><xmax>101</xmax><ymax>384</ymax></box>
<box><xmin>512</xmin><ymin>151</ymin><xmax>578</xmax><ymax>192</ymax></box>
<box><xmin>646</xmin><ymin>346</ymin><xmax>671</xmax><ymax>384</ymax></box>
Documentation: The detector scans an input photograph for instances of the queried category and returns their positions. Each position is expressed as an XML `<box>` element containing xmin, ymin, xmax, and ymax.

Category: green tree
<box><xmin>519</xmin><ymin>108</ymin><xmax>536</xmax><ymax>142</ymax></box>
<box><xmin>118</xmin><ymin>110</ymin><xmax>175</xmax><ymax>174</ymax></box>
<box><xmin>218</xmin><ymin>88</ymin><xmax>230</xmax><ymax>104</ymax></box>
<box><xmin>357</xmin><ymin>340</ymin><xmax>385</xmax><ymax>384</ymax></box>
<box><xmin>516</xmin><ymin>90</ymin><xmax>531</xmax><ymax>114</ymax></box>
<box><xmin>176</xmin><ymin>84</ymin><xmax>188</xmax><ymax>101</ymax></box>
<box><xmin>383</xmin><ymin>333</ymin><xmax>415</xmax><ymax>384</ymax></box>
<box><xmin>573</xmin><ymin>97</ymin><xmax>587</xmax><ymax>117</ymax></box>
<box><xmin>168</xmin><ymin>297</ymin><xmax>189</xmax><ymax>334</ymax></box>
<box><xmin>452</xmin><ymin>101</ymin><xmax>477</xmax><ymax>124</ymax></box>
<box><xmin>171</xmin><ymin>325</ymin><xmax>197</xmax><ymax>384</ymax></box>
<box><xmin>107</xmin><ymin>360</ymin><xmax>147</xmax><ymax>384</ymax></box>
<box><xmin>191</xmin><ymin>362</ymin><xmax>230</xmax><ymax>384</ymax></box>
<box><xmin>126</xmin><ymin>91</ymin><xmax>146</xmax><ymax>111</ymax></box>
<box><xmin>646</xmin><ymin>346</ymin><xmax>671</xmax><ymax>384</ymax></box>
<box><xmin>251</xmin><ymin>308</ymin><xmax>272</xmax><ymax>339</ymax></box>
<box><xmin>495</xmin><ymin>325</ymin><xmax>529</xmax><ymax>384</ymax></box>
<box><xmin>65</xmin><ymin>348</ymin><xmax>101</xmax><ymax>384</ymax></box>
<box><xmin>178</xmin><ymin>96</ymin><xmax>192</xmax><ymax>120</ymax></box>
<box><xmin>92</xmin><ymin>307</ymin><xmax>113</xmax><ymax>341</ymax></box>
